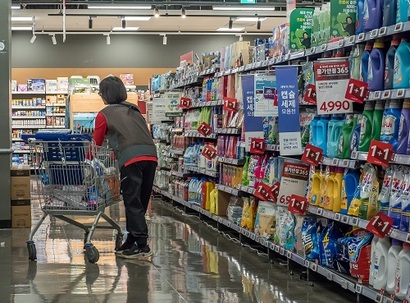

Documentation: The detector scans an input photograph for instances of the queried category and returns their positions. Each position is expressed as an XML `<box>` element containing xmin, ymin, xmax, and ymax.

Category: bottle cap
<box><xmin>392</xmin><ymin>239</ymin><xmax>402</xmax><ymax>246</ymax></box>
<box><xmin>373</xmin><ymin>39</ymin><xmax>385</xmax><ymax>48</ymax></box>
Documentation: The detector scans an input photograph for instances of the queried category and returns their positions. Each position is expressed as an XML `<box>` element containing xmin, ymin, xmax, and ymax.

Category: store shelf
<box><xmin>216</xmin><ymin>184</ymin><xmax>239</xmax><ymax>196</ymax></box>
<box><xmin>12</xmin><ymin>150</ymin><xmax>31</xmax><ymax>154</ymax></box>
<box><xmin>351</xmin><ymin>151</ymin><xmax>410</xmax><ymax>166</ymax></box>
<box><xmin>198</xmin><ymin>68</ymin><xmax>217</xmax><ymax>77</ymax></box>
<box><xmin>183</xmin><ymin>165</ymin><xmax>218</xmax><ymax>178</ymax></box>
<box><xmin>189</xmin><ymin>100</ymin><xmax>223</xmax><ymax>108</ymax></box>
<box><xmin>46</xmin><ymin>90</ymin><xmax>68</xmax><ymax>95</ymax></box>
<box><xmin>266</xmin><ymin>144</ymin><xmax>280</xmax><ymax>152</ymax></box>
<box><xmin>45</xmin><ymin>125</ymin><xmax>66</xmax><ymax>129</ymax></box>
<box><xmin>171</xmin><ymin>76</ymin><xmax>201</xmax><ymax>89</ymax></box>
<box><xmin>185</xmin><ymin>130</ymin><xmax>217</xmax><ymax>139</ymax></box>
<box><xmin>46</xmin><ymin>113</ymin><xmax>66</xmax><ymax>117</ymax></box>
<box><xmin>12</xmin><ymin>125</ymin><xmax>46</xmax><ymax>129</ymax></box>
<box><xmin>217</xmin><ymin>156</ymin><xmax>245</xmax><ymax>166</ymax></box>
<box><xmin>46</xmin><ymin>104</ymin><xmax>66</xmax><ymax>107</ymax></box>
<box><xmin>12</xmin><ymin>91</ymin><xmax>45</xmax><ymax>95</ymax></box>
<box><xmin>12</xmin><ymin>116</ymin><xmax>46</xmax><ymax>119</ymax></box>
<box><xmin>171</xmin><ymin>128</ymin><xmax>184</xmax><ymax>133</ymax></box>
<box><xmin>171</xmin><ymin>170</ymin><xmax>187</xmax><ymax>178</ymax></box>
<box><xmin>322</xmin><ymin>157</ymin><xmax>359</xmax><ymax>169</ymax></box>
<box><xmin>12</xmin><ymin>138</ymin><xmax>23</xmax><ymax>142</ymax></box>
<box><xmin>237</xmin><ymin>184</ymin><xmax>256</xmax><ymax>195</ymax></box>
<box><xmin>170</xmin><ymin>148</ymin><xmax>185</xmax><ymax>156</ymax></box>
<box><xmin>215</xmin><ymin>128</ymin><xmax>241</xmax><ymax>135</ymax></box>
<box><xmin>12</xmin><ymin>106</ymin><xmax>45</xmax><ymax>109</ymax></box>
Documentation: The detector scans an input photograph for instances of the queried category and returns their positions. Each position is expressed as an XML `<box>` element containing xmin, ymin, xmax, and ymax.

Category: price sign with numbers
<box><xmin>304</xmin><ymin>84</ymin><xmax>317</xmax><ymax>104</ymax></box>
<box><xmin>197</xmin><ymin>122</ymin><xmax>213</xmax><ymax>137</ymax></box>
<box><xmin>202</xmin><ymin>144</ymin><xmax>217</xmax><ymax>160</ymax></box>
<box><xmin>277</xmin><ymin>161</ymin><xmax>310</xmax><ymax>207</ymax></box>
<box><xmin>367</xmin><ymin>140</ymin><xmax>395</xmax><ymax>167</ymax></box>
<box><xmin>250</xmin><ymin>138</ymin><xmax>266</xmax><ymax>155</ymax></box>
<box><xmin>345</xmin><ymin>78</ymin><xmax>370</xmax><ymax>104</ymax></box>
<box><xmin>269</xmin><ymin>182</ymin><xmax>280</xmax><ymax>202</ymax></box>
<box><xmin>301</xmin><ymin>144</ymin><xmax>324</xmax><ymax>166</ymax></box>
<box><xmin>179</xmin><ymin>97</ymin><xmax>192</xmax><ymax>109</ymax></box>
<box><xmin>254</xmin><ymin>183</ymin><xmax>272</xmax><ymax>201</ymax></box>
<box><xmin>366</xmin><ymin>212</ymin><xmax>394</xmax><ymax>238</ymax></box>
<box><xmin>314</xmin><ymin>61</ymin><xmax>353</xmax><ymax>115</ymax></box>
<box><xmin>223</xmin><ymin>97</ymin><xmax>238</xmax><ymax>112</ymax></box>
<box><xmin>288</xmin><ymin>194</ymin><xmax>308</xmax><ymax>215</ymax></box>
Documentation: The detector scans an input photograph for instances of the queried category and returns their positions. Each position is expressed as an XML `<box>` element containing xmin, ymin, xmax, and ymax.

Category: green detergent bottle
<box><xmin>358</xmin><ymin>102</ymin><xmax>375</xmax><ymax>152</ymax></box>
<box><xmin>338</xmin><ymin>114</ymin><xmax>356</xmax><ymax>159</ymax></box>
<box><xmin>371</xmin><ymin>100</ymin><xmax>384</xmax><ymax>141</ymax></box>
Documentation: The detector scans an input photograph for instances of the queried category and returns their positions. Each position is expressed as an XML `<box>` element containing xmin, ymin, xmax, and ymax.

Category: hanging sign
<box><xmin>302</xmin><ymin>143</ymin><xmax>324</xmax><ymax>166</ymax></box>
<box><xmin>254</xmin><ymin>75</ymin><xmax>278</xmax><ymax>117</ymax></box>
<box><xmin>367</xmin><ymin>140</ymin><xmax>395</xmax><ymax>167</ymax></box>
<box><xmin>288</xmin><ymin>194</ymin><xmax>308</xmax><ymax>215</ymax></box>
<box><xmin>366</xmin><ymin>212</ymin><xmax>394</xmax><ymax>238</ymax></box>
<box><xmin>345</xmin><ymin>78</ymin><xmax>370</xmax><ymax>104</ymax></box>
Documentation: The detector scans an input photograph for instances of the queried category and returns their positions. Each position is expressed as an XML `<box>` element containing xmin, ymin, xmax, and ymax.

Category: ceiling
<box><xmin>10</xmin><ymin>0</ymin><xmax>323</xmax><ymax>36</ymax></box>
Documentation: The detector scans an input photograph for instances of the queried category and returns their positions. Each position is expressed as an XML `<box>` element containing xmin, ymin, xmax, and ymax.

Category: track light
<box><xmin>121</xmin><ymin>17</ymin><xmax>126</xmax><ymax>29</ymax></box>
<box><xmin>239</xmin><ymin>35</ymin><xmax>243</xmax><ymax>42</ymax></box>
<box><xmin>30</xmin><ymin>34</ymin><xmax>36</xmax><ymax>43</ymax></box>
<box><xmin>181</xmin><ymin>7</ymin><xmax>186</xmax><ymax>18</ymax></box>
<box><xmin>257</xmin><ymin>19</ymin><xmax>261</xmax><ymax>30</ymax></box>
<box><xmin>106</xmin><ymin>34</ymin><xmax>111</xmax><ymax>45</ymax></box>
<box><xmin>88</xmin><ymin>17</ymin><xmax>93</xmax><ymax>29</ymax></box>
<box><xmin>228</xmin><ymin>18</ymin><xmax>233</xmax><ymax>29</ymax></box>
<box><xmin>162</xmin><ymin>34</ymin><xmax>167</xmax><ymax>45</ymax></box>
<box><xmin>51</xmin><ymin>34</ymin><xmax>57</xmax><ymax>45</ymax></box>
<box><xmin>154</xmin><ymin>7</ymin><xmax>160</xmax><ymax>18</ymax></box>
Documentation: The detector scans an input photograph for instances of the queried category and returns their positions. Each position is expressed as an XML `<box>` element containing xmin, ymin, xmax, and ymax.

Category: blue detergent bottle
<box><xmin>327</xmin><ymin>115</ymin><xmax>344</xmax><ymax>158</ymax></box>
<box><xmin>393</xmin><ymin>39</ymin><xmax>410</xmax><ymax>89</ymax></box>
<box><xmin>383</xmin><ymin>0</ymin><xmax>398</xmax><ymax>26</ymax></box>
<box><xmin>361</xmin><ymin>42</ymin><xmax>374</xmax><ymax>82</ymax></box>
<box><xmin>397</xmin><ymin>99</ymin><xmax>410</xmax><ymax>154</ymax></box>
<box><xmin>397</xmin><ymin>0</ymin><xmax>410</xmax><ymax>22</ymax></box>
<box><xmin>350</xmin><ymin>114</ymin><xmax>362</xmax><ymax>154</ymax></box>
<box><xmin>317</xmin><ymin>115</ymin><xmax>330</xmax><ymax>155</ymax></box>
<box><xmin>380</xmin><ymin>100</ymin><xmax>402</xmax><ymax>151</ymax></box>
<box><xmin>340</xmin><ymin>170</ymin><xmax>360</xmax><ymax>215</ymax></box>
<box><xmin>309</xmin><ymin>115</ymin><xmax>321</xmax><ymax>147</ymax></box>
<box><xmin>363</xmin><ymin>0</ymin><xmax>384</xmax><ymax>32</ymax></box>
<box><xmin>385</xmin><ymin>35</ymin><xmax>401</xmax><ymax>90</ymax></box>
<box><xmin>356</xmin><ymin>0</ymin><xmax>365</xmax><ymax>34</ymax></box>
<box><xmin>368</xmin><ymin>39</ymin><xmax>385</xmax><ymax>91</ymax></box>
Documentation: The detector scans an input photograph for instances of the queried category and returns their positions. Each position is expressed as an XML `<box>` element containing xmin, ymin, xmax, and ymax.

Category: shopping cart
<box><xmin>23</xmin><ymin>130</ymin><xmax>124</xmax><ymax>264</ymax></box>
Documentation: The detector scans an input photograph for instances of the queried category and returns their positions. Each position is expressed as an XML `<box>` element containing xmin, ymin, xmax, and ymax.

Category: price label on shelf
<box><xmin>345</xmin><ymin>78</ymin><xmax>370</xmax><ymax>104</ymax></box>
<box><xmin>197</xmin><ymin>122</ymin><xmax>213</xmax><ymax>137</ymax></box>
<box><xmin>304</xmin><ymin>84</ymin><xmax>317</xmax><ymax>104</ymax></box>
<box><xmin>288</xmin><ymin>194</ymin><xmax>308</xmax><ymax>215</ymax></box>
<box><xmin>367</xmin><ymin>140</ymin><xmax>394</xmax><ymax>167</ymax></box>
<box><xmin>301</xmin><ymin>143</ymin><xmax>324</xmax><ymax>167</ymax></box>
<box><xmin>250</xmin><ymin>138</ymin><xmax>266</xmax><ymax>155</ymax></box>
<box><xmin>179</xmin><ymin>97</ymin><xmax>192</xmax><ymax>109</ymax></box>
<box><xmin>223</xmin><ymin>97</ymin><xmax>238</xmax><ymax>111</ymax></box>
<box><xmin>366</xmin><ymin>212</ymin><xmax>394</xmax><ymax>238</ymax></box>
<box><xmin>202</xmin><ymin>144</ymin><xmax>217</xmax><ymax>160</ymax></box>
<box><xmin>269</xmin><ymin>182</ymin><xmax>280</xmax><ymax>203</ymax></box>
<box><xmin>254</xmin><ymin>183</ymin><xmax>272</xmax><ymax>201</ymax></box>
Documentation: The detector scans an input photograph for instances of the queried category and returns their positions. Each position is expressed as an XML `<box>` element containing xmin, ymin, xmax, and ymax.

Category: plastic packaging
<box><xmin>368</xmin><ymin>39</ymin><xmax>385</xmax><ymax>91</ymax></box>
<box><xmin>327</xmin><ymin>115</ymin><xmax>344</xmax><ymax>158</ymax></box>
<box><xmin>386</xmin><ymin>239</ymin><xmax>402</xmax><ymax>295</ymax></box>
<box><xmin>358</xmin><ymin>102</ymin><xmax>375</xmax><ymax>152</ymax></box>
<box><xmin>369</xmin><ymin>236</ymin><xmax>379</xmax><ymax>286</ymax></box>
<box><xmin>397</xmin><ymin>0</ymin><xmax>410</xmax><ymax>22</ymax></box>
<box><xmin>397</xmin><ymin>99</ymin><xmax>410</xmax><ymax>154</ymax></box>
<box><xmin>341</xmin><ymin>169</ymin><xmax>360</xmax><ymax>215</ymax></box>
<box><xmin>380</xmin><ymin>100</ymin><xmax>402</xmax><ymax>151</ymax></box>
<box><xmin>361</xmin><ymin>42</ymin><xmax>374</xmax><ymax>82</ymax></box>
<box><xmin>395</xmin><ymin>243</ymin><xmax>410</xmax><ymax>300</ymax></box>
<box><xmin>393</xmin><ymin>39</ymin><xmax>410</xmax><ymax>89</ymax></box>
<box><xmin>372</xmin><ymin>237</ymin><xmax>390</xmax><ymax>290</ymax></box>
<box><xmin>338</xmin><ymin>114</ymin><xmax>356</xmax><ymax>159</ymax></box>
<box><xmin>363</xmin><ymin>0</ymin><xmax>384</xmax><ymax>32</ymax></box>
<box><xmin>385</xmin><ymin>35</ymin><xmax>400</xmax><ymax>90</ymax></box>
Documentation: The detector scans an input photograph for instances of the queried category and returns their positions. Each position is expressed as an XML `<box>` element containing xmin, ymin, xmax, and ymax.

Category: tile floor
<box><xmin>0</xmin><ymin>196</ymin><xmax>359</xmax><ymax>303</ymax></box>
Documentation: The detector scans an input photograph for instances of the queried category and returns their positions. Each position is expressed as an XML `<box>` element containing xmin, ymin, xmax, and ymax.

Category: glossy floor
<box><xmin>0</xmin><ymin>198</ymin><xmax>356</xmax><ymax>303</ymax></box>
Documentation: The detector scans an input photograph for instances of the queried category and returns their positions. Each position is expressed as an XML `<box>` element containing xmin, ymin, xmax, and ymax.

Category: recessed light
<box><xmin>11</xmin><ymin>5</ymin><xmax>21</xmax><ymax>10</ymax></box>
<box><xmin>213</xmin><ymin>6</ymin><xmax>275</xmax><ymax>11</ymax></box>
<box><xmin>216</xmin><ymin>27</ymin><xmax>245</xmax><ymax>32</ymax></box>
<box><xmin>11</xmin><ymin>17</ymin><xmax>34</xmax><ymax>22</ymax></box>
<box><xmin>112</xmin><ymin>27</ymin><xmax>140</xmax><ymax>31</ymax></box>
<box><xmin>236</xmin><ymin>17</ymin><xmax>267</xmax><ymax>22</ymax></box>
<box><xmin>88</xmin><ymin>5</ymin><xmax>152</xmax><ymax>10</ymax></box>
<box><xmin>11</xmin><ymin>26</ymin><xmax>32</xmax><ymax>31</ymax></box>
<box><xmin>123</xmin><ymin>16</ymin><xmax>151</xmax><ymax>21</ymax></box>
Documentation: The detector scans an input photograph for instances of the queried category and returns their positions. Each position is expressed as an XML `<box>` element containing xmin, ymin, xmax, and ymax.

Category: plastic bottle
<box><xmin>351</xmin><ymin>44</ymin><xmax>365</xmax><ymax>80</ymax></box>
<box><xmin>350</xmin><ymin>114</ymin><xmax>362</xmax><ymax>155</ymax></box>
<box><xmin>400</xmin><ymin>176</ymin><xmax>410</xmax><ymax>232</ymax></box>
<box><xmin>373</xmin><ymin>237</ymin><xmax>391</xmax><ymax>290</ymax></box>
<box><xmin>317</xmin><ymin>115</ymin><xmax>330</xmax><ymax>155</ymax></box>
<box><xmin>395</xmin><ymin>243</ymin><xmax>410</xmax><ymax>300</ymax></box>
<box><xmin>380</xmin><ymin>100</ymin><xmax>402</xmax><ymax>151</ymax></box>
<box><xmin>358</xmin><ymin>102</ymin><xmax>375</xmax><ymax>152</ymax></box>
<box><xmin>389</xmin><ymin>172</ymin><xmax>408</xmax><ymax>229</ymax></box>
<box><xmin>385</xmin><ymin>35</ymin><xmax>401</xmax><ymax>90</ymax></box>
<box><xmin>398</xmin><ymin>100</ymin><xmax>410</xmax><ymax>154</ymax></box>
<box><xmin>309</xmin><ymin>115</ymin><xmax>321</xmax><ymax>147</ymax></box>
<box><xmin>324</xmin><ymin>167</ymin><xmax>336</xmax><ymax>210</ymax></box>
<box><xmin>369</xmin><ymin>236</ymin><xmax>379</xmax><ymax>286</ymax></box>
<box><xmin>332</xmin><ymin>167</ymin><xmax>344</xmax><ymax>213</ymax></box>
<box><xmin>363</xmin><ymin>0</ymin><xmax>384</xmax><ymax>32</ymax></box>
<box><xmin>361</xmin><ymin>42</ymin><xmax>374</xmax><ymax>83</ymax></box>
<box><xmin>397</xmin><ymin>0</ymin><xmax>410</xmax><ymax>22</ymax></box>
<box><xmin>309</xmin><ymin>168</ymin><xmax>323</xmax><ymax>206</ymax></box>
<box><xmin>327</xmin><ymin>115</ymin><xmax>344</xmax><ymax>158</ymax></box>
<box><xmin>387</xmin><ymin>240</ymin><xmax>402</xmax><ymax>295</ymax></box>
<box><xmin>393</xmin><ymin>39</ymin><xmax>410</xmax><ymax>89</ymax></box>
<box><xmin>378</xmin><ymin>167</ymin><xmax>393</xmax><ymax>214</ymax></box>
<box><xmin>338</xmin><ymin>114</ymin><xmax>356</xmax><ymax>159</ymax></box>
<box><xmin>372</xmin><ymin>100</ymin><xmax>384</xmax><ymax>141</ymax></box>
<box><xmin>383</xmin><ymin>0</ymin><xmax>398</xmax><ymax>26</ymax></box>
<box><xmin>340</xmin><ymin>170</ymin><xmax>360</xmax><ymax>214</ymax></box>
<box><xmin>356</xmin><ymin>0</ymin><xmax>365</xmax><ymax>34</ymax></box>
<box><xmin>368</xmin><ymin>39</ymin><xmax>385</xmax><ymax>91</ymax></box>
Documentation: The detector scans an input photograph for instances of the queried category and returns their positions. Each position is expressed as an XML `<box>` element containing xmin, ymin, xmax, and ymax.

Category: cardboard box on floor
<box><xmin>11</xmin><ymin>205</ymin><xmax>31</xmax><ymax>228</ymax></box>
<box><xmin>11</xmin><ymin>165</ymin><xmax>31</xmax><ymax>201</ymax></box>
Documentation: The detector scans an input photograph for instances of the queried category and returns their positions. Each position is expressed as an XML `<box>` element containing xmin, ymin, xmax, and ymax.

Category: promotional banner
<box><xmin>276</xmin><ymin>66</ymin><xmax>303</xmax><ymax>155</ymax></box>
<box><xmin>289</xmin><ymin>8</ymin><xmax>314</xmax><ymax>51</ymax></box>
<box><xmin>164</xmin><ymin>92</ymin><xmax>183</xmax><ymax>117</ymax></box>
<box><xmin>254</xmin><ymin>75</ymin><xmax>278</xmax><ymax>117</ymax></box>
<box><xmin>314</xmin><ymin>60</ymin><xmax>353</xmax><ymax>115</ymax></box>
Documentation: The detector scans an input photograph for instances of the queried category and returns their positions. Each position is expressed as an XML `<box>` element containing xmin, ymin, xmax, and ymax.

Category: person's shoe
<box><xmin>119</xmin><ymin>244</ymin><xmax>153</xmax><ymax>259</ymax></box>
<box><xmin>115</xmin><ymin>241</ymin><xmax>135</xmax><ymax>255</ymax></box>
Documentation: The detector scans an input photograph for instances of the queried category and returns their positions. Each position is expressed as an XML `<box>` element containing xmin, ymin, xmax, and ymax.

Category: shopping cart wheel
<box><xmin>85</xmin><ymin>243</ymin><xmax>100</xmax><ymax>264</ymax></box>
<box><xmin>115</xmin><ymin>234</ymin><xmax>124</xmax><ymax>251</ymax></box>
<box><xmin>26</xmin><ymin>241</ymin><xmax>37</xmax><ymax>261</ymax></box>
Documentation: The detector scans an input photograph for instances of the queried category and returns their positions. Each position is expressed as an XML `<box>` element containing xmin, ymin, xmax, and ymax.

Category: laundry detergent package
<box><xmin>254</xmin><ymin>201</ymin><xmax>277</xmax><ymax>240</ymax></box>
<box><xmin>275</xmin><ymin>207</ymin><xmax>295</xmax><ymax>251</ymax></box>
<box><xmin>320</xmin><ymin>222</ymin><xmax>343</xmax><ymax>268</ymax></box>
<box><xmin>302</xmin><ymin>218</ymin><xmax>321</xmax><ymax>262</ymax></box>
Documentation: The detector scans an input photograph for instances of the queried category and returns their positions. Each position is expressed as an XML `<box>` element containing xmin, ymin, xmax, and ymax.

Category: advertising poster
<box><xmin>289</xmin><ymin>8</ymin><xmax>314</xmax><ymax>51</ymax></box>
<box><xmin>254</xmin><ymin>75</ymin><xmax>278</xmax><ymax>117</ymax></box>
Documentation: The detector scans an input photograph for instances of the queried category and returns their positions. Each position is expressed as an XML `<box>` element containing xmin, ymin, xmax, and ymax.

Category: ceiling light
<box><xmin>11</xmin><ymin>17</ymin><xmax>34</xmax><ymax>22</ymax></box>
<box><xmin>236</xmin><ymin>17</ymin><xmax>267</xmax><ymax>22</ymax></box>
<box><xmin>228</xmin><ymin>18</ymin><xmax>233</xmax><ymax>29</ymax></box>
<box><xmin>154</xmin><ymin>8</ymin><xmax>160</xmax><ymax>18</ymax></box>
<box><xmin>121</xmin><ymin>17</ymin><xmax>126</xmax><ymax>29</ymax></box>
<box><xmin>88</xmin><ymin>5</ymin><xmax>152</xmax><ymax>10</ymax></box>
<box><xmin>106</xmin><ymin>34</ymin><xmax>111</xmax><ymax>45</ymax></box>
<box><xmin>11</xmin><ymin>5</ymin><xmax>21</xmax><ymax>10</ymax></box>
<box><xmin>123</xmin><ymin>16</ymin><xmax>151</xmax><ymax>21</ymax></box>
<box><xmin>112</xmin><ymin>27</ymin><xmax>140</xmax><ymax>31</ymax></box>
<box><xmin>257</xmin><ymin>19</ymin><xmax>261</xmax><ymax>30</ymax></box>
<box><xmin>216</xmin><ymin>27</ymin><xmax>245</xmax><ymax>32</ymax></box>
<box><xmin>181</xmin><ymin>8</ymin><xmax>186</xmax><ymax>18</ymax></box>
<box><xmin>88</xmin><ymin>17</ymin><xmax>93</xmax><ymax>29</ymax></box>
<box><xmin>213</xmin><ymin>6</ymin><xmax>275</xmax><ymax>11</ymax></box>
<box><xmin>51</xmin><ymin>34</ymin><xmax>57</xmax><ymax>45</ymax></box>
<box><xmin>11</xmin><ymin>26</ymin><xmax>32</xmax><ymax>31</ymax></box>
<box><xmin>30</xmin><ymin>34</ymin><xmax>36</xmax><ymax>44</ymax></box>
<box><xmin>162</xmin><ymin>35</ymin><xmax>167</xmax><ymax>45</ymax></box>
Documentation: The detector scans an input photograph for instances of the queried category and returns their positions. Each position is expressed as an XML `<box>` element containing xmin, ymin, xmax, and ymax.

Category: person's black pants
<box><xmin>120</xmin><ymin>160</ymin><xmax>157</xmax><ymax>248</ymax></box>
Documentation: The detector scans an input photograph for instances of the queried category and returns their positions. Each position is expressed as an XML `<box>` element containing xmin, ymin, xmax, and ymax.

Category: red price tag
<box><xmin>367</xmin><ymin>140</ymin><xmax>395</xmax><ymax>167</ymax></box>
<box><xmin>269</xmin><ymin>182</ymin><xmax>280</xmax><ymax>202</ymax></box>
<box><xmin>254</xmin><ymin>183</ymin><xmax>272</xmax><ymax>201</ymax></box>
<box><xmin>197</xmin><ymin>122</ymin><xmax>213</xmax><ymax>137</ymax></box>
<box><xmin>366</xmin><ymin>212</ymin><xmax>394</xmax><ymax>238</ymax></box>
<box><xmin>250</xmin><ymin>138</ymin><xmax>266</xmax><ymax>155</ymax></box>
<box><xmin>304</xmin><ymin>84</ymin><xmax>317</xmax><ymax>104</ymax></box>
<box><xmin>345</xmin><ymin>78</ymin><xmax>370</xmax><ymax>104</ymax></box>
<box><xmin>301</xmin><ymin>144</ymin><xmax>323</xmax><ymax>166</ymax></box>
<box><xmin>288</xmin><ymin>194</ymin><xmax>308</xmax><ymax>215</ymax></box>
<box><xmin>179</xmin><ymin>97</ymin><xmax>192</xmax><ymax>109</ymax></box>
<box><xmin>202</xmin><ymin>144</ymin><xmax>217</xmax><ymax>160</ymax></box>
<box><xmin>223</xmin><ymin>97</ymin><xmax>237</xmax><ymax>111</ymax></box>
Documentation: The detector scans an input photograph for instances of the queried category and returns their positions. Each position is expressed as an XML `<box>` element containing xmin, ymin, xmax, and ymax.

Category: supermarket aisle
<box><xmin>1</xmin><ymin>198</ymin><xmax>356</xmax><ymax>303</ymax></box>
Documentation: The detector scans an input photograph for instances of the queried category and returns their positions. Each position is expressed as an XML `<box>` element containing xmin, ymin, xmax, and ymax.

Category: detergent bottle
<box><xmin>385</xmin><ymin>35</ymin><xmax>401</xmax><ymax>90</ymax></box>
<box><xmin>209</xmin><ymin>187</ymin><xmax>218</xmax><ymax>214</ymax></box>
<box><xmin>309</xmin><ymin>115</ymin><xmax>321</xmax><ymax>147</ymax></box>
<box><xmin>400</xmin><ymin>175</ymin><xmax>410</xmax><ymax>232</ymax></box>
<box><xmin>338</xmin><ymin>114</ymin><xmax>356</xmax><ymax>159</ymax></box>
<box><xmin>323</xmin><ymin>167</ymin><xmax>336</xmax><ymax>210</ymax></box>
<box><xmin>361</xmin><ymin>42</ymin><xmax>374</xmax><ymax>82</ymax></box>
<box><xmin>340</xmin><ymin>169</ymin><xmax>360</xmax><ymax>214</ymax></box>
<box><xmin>332</xmin><ymin>167</ymin><xmax>344</xmax><ymax>213</ymax></box>
<box><xmin>368</xmin><ymin>39</ymin><xmax>385</xmax><ymax>91</ymax></box>
<box><xmin>369</xmin><ymin>236</ymin><xmax>379</xmax><ymax>286</ymax></box>
<box><xmin>393</xmin><ymin>39</ymin><xmax>410</xmax><ymax>89</ymax></box>
<box><xmin>373</xmin><ymin>236</ymin><xmax>391</xmax><ymax>291</ymax></box>
<box><xmin>350</xmin><ymin>45</ymin><xmax>365</xmax><ymax>80</ymax></box>
<box><xmin>363</xmin><ymin>0</ymin><xmax>384</xmax><ymax>32</ymax></box>
<box><xmin>356</xmin><ymin>0</ymin><xmax>365</xmax><ymax>34</ymax></box>
<box><xmin>397</xmin><ymin>0</ymin><xmax>410</xmax><ymax>22</ymax></box>
<box><xmin>380</xmin><ymin>100</ymin><xmax>402</xmax><ymax>151</ymax></box>
<box><xmin>327</xmin><ymin>115</ymin><xmax>344</xmax><ymax>158</ymax></box>
<box><xmin>378</xmin><ymin>166</ymin><xmax>394</xmax><ymax>214</ymax></box>
<box><xmin>395</xmin><ymin>243</ymin><xmax>410</xmax><ymax>300</ymax></box>
<box><xmin>398</xmin><ymin>99</ymin><xmax>410</xmax><ymax>154</ymax></box>
<box><xmin>358</xmin><ymin>102</ymin><xmax>375</xmax><ymax>152</ymax></box>
<box><xmin>371</xmin><ymin>100</ymin><xmax>384</xmax><ymax>141</ymax></box>
<box><xmin>383</xmin><ymin>0</ymin><xmax>398</xmax><ymax>26</ymax></box>
<box><xmin>309</xmin><ymin>168</ymin><xmax>323</xmax><ymax>206</ymax></box>
<box><xmin>317</xmin><ymin>115</ymin><xmax>330</xmax><ymax>155</ymax></box>
<box><xmin>389</xmin><ymin>170</ymin><xmax>407</xmax><ymax>229</ymax></box>
<box><xmin>320</xmin><ymin>166</ymin><xmax>332</xmax><ymax>208</ymax></box>
<box><xmin>350</xmin><ymin>114</ymin><xmax>362</xmax><ymax>155</ymax></box>
<box><xmin>386</xmin><ymin>239</ymin><xmax>402</xmax><ymax>295</ymax></box>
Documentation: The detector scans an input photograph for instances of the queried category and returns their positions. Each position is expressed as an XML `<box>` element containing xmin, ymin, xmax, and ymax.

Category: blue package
<box><xmin>302</xmin><ymin>218</ymin><xmax>321</xmax><ymax>262</ymax></box>
<box><xmin>321</xmin><ymin>222</ymin><xmax>343</xmax><ymax>268</ymax></box>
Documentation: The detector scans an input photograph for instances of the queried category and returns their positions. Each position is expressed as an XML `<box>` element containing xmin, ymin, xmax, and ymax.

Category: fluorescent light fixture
<box><xmin>216</xmin><ymin>27</ymin><xmax>245</xmax><ymax>32</ymax></box>
<box><xmin>106</xmin><ymin>35</ymin><xmax>111</xmax><ymax>45</ymax></box>
<box><xmin>236</xmin><ymin>17</ymin><xmax>267</xmax><ymax>22</ymax></box>
<box><xmin>88</xmin><ymin>5</ymin><xmax>152</xmax><ymax>10</ymax></box>
<box><xmin>112</xmin><ymin>27</ymin><xmax>140</xmax><ymax>31</ymax></box>
<box><xmin>11</xmin><ymin>26</ymin><xmax>32</xmax><ymax>31</ymax></box>
<box><xmin>30</xmin><ymin>34</ymin><xmax>36</xmax><ymax>43</ymax></box>
<box><xmin>213</xmin><ymin>6</ymin><xmax>275</xmax><ymax>11</ymax></box>
<box><xmin>11</xmin><ymin>17</ymin><xmax>34</xmax><ymax>22</ymax></box>
<box><xmin>123</xmin><ymin>16</ymin><xmax>151</xmax><ymax>21</ymax></box>
<box><xmin>162</xmin><ymin>35</ymin><xmax>167</xmax><ymax>45</ymax></box>
<box><xmin>154</xmin><ymin>8</ymin><xmax>160</xmax><ymax>18</ymax></box>
<box><xmin>11</xmin><ymin>5</ymin><xmax>20</xmax><ymax>10</ymax></box>
<box><xmin>51</xmin><ymin>34</ymin><xmax>57</xmax><ymax>45</ymax></box>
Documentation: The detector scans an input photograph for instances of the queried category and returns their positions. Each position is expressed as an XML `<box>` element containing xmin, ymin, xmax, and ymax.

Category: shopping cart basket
<box><xmin>22</xmin><ymin>130</ymin><xmax>123</xmax><ymax>264</ymax></box>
